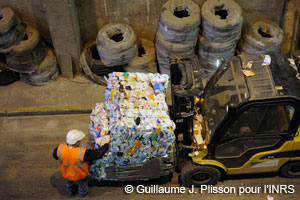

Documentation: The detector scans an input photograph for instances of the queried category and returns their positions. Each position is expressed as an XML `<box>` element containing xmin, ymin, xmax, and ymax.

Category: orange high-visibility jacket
<box><xmin>57</xmin><ymin>143</ymin><xmax>90</xmax><ymax>181</ymax></box>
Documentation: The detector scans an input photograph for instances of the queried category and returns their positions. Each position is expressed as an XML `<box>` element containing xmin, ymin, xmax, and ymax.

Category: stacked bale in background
<box><xmin>89</xmin><ymin>72</ymin><xmax>175</xmax><ymax>180</ymax></box>
<box><xmin>198</xmin><ymin>0</ymin><xmax>243</xmax><ymax>80</ymax></box>
<box><xmin>81</xmin><ymin>23</ymin><xmax>157</xmax><ymax>85</ymax></box>
<box><xmin>238</xmin><ymin>20</ymin><xmax>284</xmax><ymax>54</ymax></box>
<box><xmin>8</xmin><ymin>25</ymin><xmax>58</xmax><ymax>86</ymax></box>
<box><xmin>123</xmin><ymin>38</ymin><xmax>157</xmax><ymax>73</ymax></box>
<box><xmin>0</xmin><ymin>7</ymin><xmax>24</xmax><ymax>85</ymax></box>
<box><xmin>0</xmin><ymin>7</ymin><xmax>58</xmax><ymax>86</ymax></box>
<box><xmin>96</xmin><ymin>23</ymin><xmax>137</xmax><ymax>67</ymax></box>
<box><xmin>20</xmin><ymin>48</ymin><xmax>58</xmax><ymax>86</ymax></box>
<box><xmin>0</xmin><ymin>7</ymin><xmax>24</xmax><ymax>52</ymax></box>
<box><xmin>5</xmin><ymin>26</ymin><xmax>46</xmax><ymax>73</ymax></box>
<box><xmin>156</xmin><ymin>0</ymin><xmax>200</xmax><ymax>75</ymax></box>
<box><xmin>80</xmin><ymin>40</ymin><xmax>123</xmax><ymax>86</ymax></box>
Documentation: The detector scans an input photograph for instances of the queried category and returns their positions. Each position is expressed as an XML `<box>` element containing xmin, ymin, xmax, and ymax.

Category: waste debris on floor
<box><xmin>89</xmin><ymin>72</ymin><xmax>176</xmax><ymax>180</ymax></box>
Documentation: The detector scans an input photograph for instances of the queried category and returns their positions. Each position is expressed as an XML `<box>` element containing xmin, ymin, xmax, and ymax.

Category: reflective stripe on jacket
<box><xmin>57</xmin><ymin>143</ymin><xmax>90</xmax><ymax>181</ymax></box>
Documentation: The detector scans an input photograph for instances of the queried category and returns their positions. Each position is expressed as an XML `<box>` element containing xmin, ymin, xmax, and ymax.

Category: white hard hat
<box><xmin>66</xmin><ymin>129</ymin><xmax>86</xmax><ymax>145</ymax></box>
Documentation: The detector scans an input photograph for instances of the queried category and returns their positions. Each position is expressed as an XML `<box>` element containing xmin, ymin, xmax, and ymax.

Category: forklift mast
<box><xmin>169</xmin><ymin>55</ymin><xmax>204</xmax><ymax>145</ymax></box>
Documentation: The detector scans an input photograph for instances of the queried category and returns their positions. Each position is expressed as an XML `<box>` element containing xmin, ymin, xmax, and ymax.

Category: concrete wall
<box><xmin>1</xmin><ymin>0</ymin><xmax>289</xmax><ymax>47</ymax></box>
<box><xmin>0</xmin><ymin>0</ymin><xmax>51</xmax><ymax>43</ymax></box>
<box><xmin>1</xmin><ymin>0</ymin><xmax>299</xmax><ymax>77</ymax></box>
<box><xmin>76</xmin><ymin>0</ymin><xmax>286</xmax><ymax>44</ymax></box>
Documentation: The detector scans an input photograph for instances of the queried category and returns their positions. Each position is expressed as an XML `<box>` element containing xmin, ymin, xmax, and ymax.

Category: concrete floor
<box><xmin>0</xmin><ymin>76</ymin><xmax>106</xmax><ymax>115</ymax></box>
<box><xmin>0</xmin><ymin>75</ymin><xmax>172</xmax><ymax>116</ymax></box>
<box><xmin>0</xmin><ymin>114</ymin><xmax>300</xmax><ymax>200</ymax></box>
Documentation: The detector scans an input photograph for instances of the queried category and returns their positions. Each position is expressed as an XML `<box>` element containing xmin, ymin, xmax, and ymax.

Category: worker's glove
<box><xmin>96</xmin><ymin>135</ymin><xmax>111</xmax><ymax>147</ymax></box>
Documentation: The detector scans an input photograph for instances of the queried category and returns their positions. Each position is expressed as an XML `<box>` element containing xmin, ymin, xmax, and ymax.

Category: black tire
<box><xmin>240</xmin><ymin>20</ymin><xmax>283</xmax><ymax>54</ymax></box>
<box><xmin>0</xmin><ymin>7</ymin><xmax>19</xmax><ymax>34</ymax></box>
<box><xmin>201</xmin><ymin>0</ymin><xmax>243</xmax><ymax>43</ymax></box>
<box><xmin>96</xmin><ymin>23</ymin><xmax>136</xmax><ymax>53</ymax></box>
<box><xmin>181</xmin><ymin>161</ymin><xmax>221</xmax><ymax>186</ymax></box>
<box><xmin>124</xmin><ymin>38</ymin><xmax>157</xmax><ymax>73</ymax></box>
<box><xmin>281</xmin><ymin>161</ymin><xmax>300</xmax><ymax>178</ymax></box>
<box><xmin>20</xmin><ymin>48</ymin><xmax>58</xmax><ymax>86</ymax></box>
<box><xmin>160</xmin><ymin>0</ymin><xmax>201</xmax><ymax>32</ymax></box>
<box><xmin>5</xmin><ymin>25</ymin><xmax>46</xmax><ymax>73</ymax></box>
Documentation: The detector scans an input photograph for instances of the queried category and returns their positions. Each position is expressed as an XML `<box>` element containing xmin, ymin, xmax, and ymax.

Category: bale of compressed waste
<box><xmin>89</xmin><ymin>72</ymin><xmax>176</xmax><ymax>180</ymax></box>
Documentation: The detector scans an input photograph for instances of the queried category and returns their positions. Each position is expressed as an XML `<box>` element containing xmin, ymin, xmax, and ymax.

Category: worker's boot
<box><xmin>79</xmin><ymin>192</ymin><xmax>88</xmax><ymax>198</ymax></box>
<box><xmin>78</xmin><ymin>177</ymin><xmax>88</xmax><ymax>198</ymax></box>
<box><xmin>65</xmin><ymin>182</ymin><xmax>77</xmax><ymax>197</ymax></box>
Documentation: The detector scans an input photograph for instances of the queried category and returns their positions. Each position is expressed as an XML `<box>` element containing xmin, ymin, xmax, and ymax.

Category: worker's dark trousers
<box><xmin>65</xmin><ymin>176</ymin><xmax>88</xmax><ymax>196</ymax></box>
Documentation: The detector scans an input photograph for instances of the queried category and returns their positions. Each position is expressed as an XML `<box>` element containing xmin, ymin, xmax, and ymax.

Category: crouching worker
<box><xmin>53</xmin><ymin>129</ymin><xmax>110</xmax><ymax>198</ymax></box>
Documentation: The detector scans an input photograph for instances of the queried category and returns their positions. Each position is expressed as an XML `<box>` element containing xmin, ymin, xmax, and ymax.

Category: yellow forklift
<box><xmin>170</xmin><ymin>53</ymin><xmax>300</xmax><ymax>186</ymax></box>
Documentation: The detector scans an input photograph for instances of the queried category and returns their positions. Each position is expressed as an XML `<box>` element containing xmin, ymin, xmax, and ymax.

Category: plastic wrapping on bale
<box><xmin>201</xmin><ymin>0</ymin><xmax>243</xmax><ymax>43</ymax></box>
<box><xmin>198</xmin><ymin>0</ymin><xmax>243</xmax><ymax>81</ymax></box>
<box><xmin>123</xmin><ymin>38</ymin><xmax>157</xmax><ymax>73</ymax></box>
<box><xmin>156</xmin><ymin>0</ymin><xmax>200</xmax><ymax>75</ymax></box>
<box><xmin>96</xmin><ymin>23</ymin><xmax>137</xmax><ymax>66</ymax></box>
<box><xmin>89</xmin><ymin>72</ymin><xmax>176</xmax><ymax>180</ymax></box>
<box><xmin>238</xmin><ymin>20</ymin><xmax>284</xmax><ymax>54</ymax></box>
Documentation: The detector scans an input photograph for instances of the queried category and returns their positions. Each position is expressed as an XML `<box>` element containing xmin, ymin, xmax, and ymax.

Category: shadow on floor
<box><xmin>50</xmin><ymin>171</ymin><xmax>68</xmax><ymax>197</ymax></box>
<box><xmin>222</xmin><ymin>172</ymin><xmax>279</xmax><ymax>181</ymax></box>
<box><xmin>177</xmin><ymin>172</ymin><xmax>280</xmax><ymax>187</ymax></box>
<box><xmin>88</xmin><ymin>174</ymin><xmax>172</xmax><ymax>188</ymax></box>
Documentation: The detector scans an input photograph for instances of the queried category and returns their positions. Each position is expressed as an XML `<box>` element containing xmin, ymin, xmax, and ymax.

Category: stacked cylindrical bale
<box><xmin>0</xmin><ymin>7</ymin><xmax>58</xmax><ymax>86</ymax></box>
<box><xmin>80</xmin><ymin>23</ymin><xmax>137</xmax><ymax>85</ymax></box>
<box><xmin>123</xmin><ymin>38</ymin><xmax>157</xmax><ymax>73</ymax></box>
<box><xmin>96</xmin><ymin>23</ymin><xmax>137</xmax><ymax>67</ymax></box>
<box><xmin>0</xmin><ymin>7</ymin><xmax>24</xmax><ymax>85</ymax></box>
<box><xmin>198</xmin><ymin>0</ymin><xmax>243</xmax><ymax>80</ymax></box>
<box><xmin>156</xmin><ymin>0</ymin><xmax>200</xmax><ymax>75</ymax></box>
<box><xmin>5</xmin><ymin>25</ymin><xmax>46</xmax><ymax>73</ymax></box>
<box><xmin>0</xmin><ymin>7</ymin><xmax>24</xmax><ymax>51</ymax></box>
<box><xmin>80</xmin><ymin>40</ymin><xmax>123</xmax><ymax>86</ymax></box>
<box><xmin>20</xmin><ymin>48</ymin><xmax>59</xmax><ymax>86</ymax></box>
<box><xmin>81</xmin><ymin>23</ymin><xmax>157</xmax><ymax>85</ymax></box>
<box><xmin>238</xmin><ymin>20</ymin><xmax>284</xmax><ymax>54</ymax></box>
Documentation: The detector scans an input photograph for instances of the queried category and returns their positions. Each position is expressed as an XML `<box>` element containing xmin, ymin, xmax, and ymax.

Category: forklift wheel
<box><xmin>281</xmin><ymin>161</ymin><xmax>300</xmax><ymax>178</ymax></box>
<box><xmin>181</xmin><ymin>161</ymin><xmax>221</xmax><ymax>186</ymax></box>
